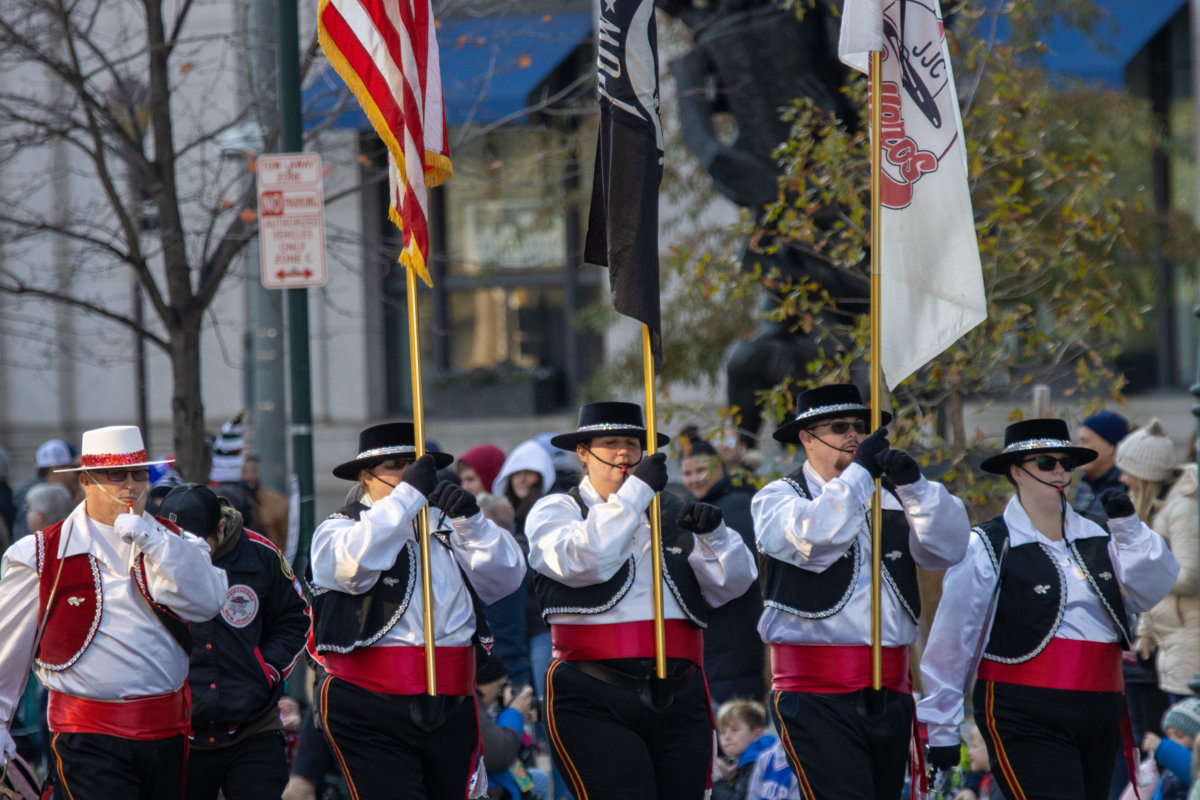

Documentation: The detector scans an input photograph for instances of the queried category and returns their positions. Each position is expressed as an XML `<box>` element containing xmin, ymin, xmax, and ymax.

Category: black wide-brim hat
<box><xmin>549</xmin><ymin>401</ymin><xmax>671</xmax><ymax>451</ymax></box>
<box><xmin>773</xmin><ymin>384</ymin><xmax>892</xmax><ymax>443</ymax></box>
<box><xmin>332</xmin><ymin>421</ymin><xmax>453</xmax><ymax>480</ymax></box>
<box><xmin>980</xmin><ymin>418</ymin><xmax>1098</xmax><ymax>475</ymax></box>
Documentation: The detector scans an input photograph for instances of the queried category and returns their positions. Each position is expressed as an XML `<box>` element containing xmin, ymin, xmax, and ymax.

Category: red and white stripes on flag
<box><xmin>839</xmin><ymin>0</ymin><xmax>986</xmax><ymax>389</ymax></box>
<box><xmin>318</xmin><ymin>0</ymin><xmax>451</xmax><ymax>286</ymax></box>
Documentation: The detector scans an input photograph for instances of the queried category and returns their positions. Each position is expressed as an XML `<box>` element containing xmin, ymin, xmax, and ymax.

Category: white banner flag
<box><xmin>839</xmin><ymin>0</ymin><xmax>986</xmax><ymax>390</ymax></box>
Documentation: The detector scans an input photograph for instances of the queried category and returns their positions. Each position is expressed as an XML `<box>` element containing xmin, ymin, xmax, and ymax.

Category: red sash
<box><xmin>322</xmin><ymin>645</ymin><xmax>476</xmax><ymax>696</ymax></box>
<box><xmin>551</xmin><ymin>620</ymin><xmax>704</xmax><ymax>664</ymax></box>
<box><xmin>770</xmin><ymin>643</ymin><xmax>911</xmax><ymax>693</ymax></box>
<box><xmin>976</xmin><ymin>638</ymin><xmax>1123</xmax><ymax>691</ymax></box>
<box><xmin>48</xmin><ymin>684</ymin><xmax>190</xmax><ymax>740</ymax></box>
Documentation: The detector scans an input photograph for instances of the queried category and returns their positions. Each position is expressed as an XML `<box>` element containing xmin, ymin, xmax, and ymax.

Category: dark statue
<box><xmin>656</xmin><ymin>0</ymin><xmax>870</xmax><ymax>447</ymax></box>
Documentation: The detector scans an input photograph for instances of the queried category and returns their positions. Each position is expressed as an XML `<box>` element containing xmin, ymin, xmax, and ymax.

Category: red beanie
<box><xmin>457</xmin><ymin>444</ymin><xmax>506</xmax><ymax>493</ymax></box>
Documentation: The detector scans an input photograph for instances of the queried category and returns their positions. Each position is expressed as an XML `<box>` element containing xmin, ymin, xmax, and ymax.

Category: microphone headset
<box><xmin>803</xmin><ymin>430</ymin><xmax>860</xmax><ymax>455</ymax></box>
<box><xmin>581</xmin><ymin>445</ymin><xmax>643</xmax><ymax>476</ymax></box>
<box><xmin>85</xmin><ymin>472</ymin><xmax>150</xmax><ymax>512</ymax></box>
<box><xmin>1017</xmin><ymin>460</ymin><xmax>1073</xmax><ymax>531</ymax></box>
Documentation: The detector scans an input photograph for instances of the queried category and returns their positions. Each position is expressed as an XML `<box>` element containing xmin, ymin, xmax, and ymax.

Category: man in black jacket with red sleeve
<box><xmin>160</xmin><ymin>483</ymin><xmax>309</xmax><ymax>800</ymax></box>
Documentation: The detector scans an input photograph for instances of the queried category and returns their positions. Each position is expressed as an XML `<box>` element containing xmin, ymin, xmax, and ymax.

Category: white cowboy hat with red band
<box><xmin>54</xmin><ymin>425</ymin><xmax>174</xmax><ymax>472</ymax></box>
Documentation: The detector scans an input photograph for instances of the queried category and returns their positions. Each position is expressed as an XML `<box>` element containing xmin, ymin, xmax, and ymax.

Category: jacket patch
<box><xmin>222</xmin><ymin>585</ymin><xmax>260</xmax><ymax>628</ymax></box>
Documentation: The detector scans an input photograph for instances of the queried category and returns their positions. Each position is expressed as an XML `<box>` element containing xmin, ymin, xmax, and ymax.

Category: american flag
<box><xmin>317</xmin><ymin>0</ymin><xmax>451</xmax><ymax>286</ymax></box>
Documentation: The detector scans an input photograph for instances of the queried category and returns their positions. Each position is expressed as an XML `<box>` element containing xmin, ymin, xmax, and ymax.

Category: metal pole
<box><xmin>1189</xmin><ymin>0</ymin><xmax>1200</xmax><ymax>697</ymax></box>
<box><xmin>868</xmin><ymin>48</ymin><xmax>884</xmax><ymax>691</ymax></box>
<box><xmin>250</xmin><ymin>0</ymin><xmax>288</xmax><ymax>495</ymax></box>
<box><xmin>1190</xmin><ymin>303</ymin><xmax>1200</xmax><ymax>694</ymax></box>
<box><xmin>642</xmin><ymin>325</ymin><xmax>666</xmax><ymax>679</ymax></box>
<box><xmin>276</xmin><ymin>0</ymin><xmax>315</xmax><ymax>578</ymax></box>
<box><xmin>407</xmin><ymin>267</ymin><xmax>438</xmax><ymax>696</ymax></box>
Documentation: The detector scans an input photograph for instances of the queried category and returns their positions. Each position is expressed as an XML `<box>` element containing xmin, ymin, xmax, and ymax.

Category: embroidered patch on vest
<box><xmin>221</xmin><ymin>585</ymin><xmax>260</xmax><ymax>628</ymax></box>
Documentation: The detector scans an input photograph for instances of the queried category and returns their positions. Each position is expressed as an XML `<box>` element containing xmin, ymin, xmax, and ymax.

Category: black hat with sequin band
<box><xmin>332</xmin><ymin>421</ymin><xmax>453</xmax><ymax>480</ymax></box>
<box><xmin>980</xmin><ymin>418</ymin><xmax>1097</xmax><ymax>475</ymax></box>
<box><xmin>549</xmin><ymin>402</ymin><xmax>671</xmax><ymax>451</ymax></box>
<box><xmin>773</xmin><ymin>384</ymin><xmax>892</xmax><ymax>443</ymax></box>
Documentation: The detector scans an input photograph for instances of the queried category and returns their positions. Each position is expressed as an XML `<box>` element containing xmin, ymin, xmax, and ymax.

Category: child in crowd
<box><xmin>954</xmin><ymin>725</ymin><xmax>1002</xmax><ymax>800</ymax></box>
<box><xmin>713</xmin><ymin>699</ymin><xmax>798</xmax><ymax>800</ymax></box>
<box><xmin>1145</xmin><ymin>697</ymin><xmax>1200</xmax><ymax>800</ymax></box>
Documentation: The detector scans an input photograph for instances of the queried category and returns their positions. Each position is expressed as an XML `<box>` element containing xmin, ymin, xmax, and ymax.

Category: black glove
<box><xmin>877</xmin><ymin>448</ymin><xmax>921</xmax><ymax>485</ymax></box>
<box><xmin>429</xmin><ymin>480</ymin><xmax>480</xmax><ymax>519</ymax></box>
<box><xmin>851</xmin><ymin>428</ymin><xmax>890</xmax><ymax>479</ymax></box>
<box><xmin>401</xmin><ymin>454</ymin><xmax>439</xmax><ymax>497</ymax></box>
<box><xmin>1099</xmin><ymin>487</ymin><xmax>1135</xmax><ymax>519</ymax></box>
<box><xmin>676</xmin><ymin>501</ymin><xmax>724</xmax><ymax>534</ymax></box>
<box><xmin>631</xmin><ymin>453</ymin><xmax>668</xmax><ymax>493</ymax></box>
<box><xmin>926</xmin><ymin>744</ymin><xmax>961</xmax><ymax>772</ymax></box>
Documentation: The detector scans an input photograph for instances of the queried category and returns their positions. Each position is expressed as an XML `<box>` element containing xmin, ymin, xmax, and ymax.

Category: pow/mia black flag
<box><xmin>584</xmin><ymin>0</ymin><xmax>663</xmax><ymax>369</ymax></box>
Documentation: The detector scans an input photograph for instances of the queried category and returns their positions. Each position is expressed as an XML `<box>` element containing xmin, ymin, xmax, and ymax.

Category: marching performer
<box><xmin>0</xmin><ymin>425</ymin><xmax>228</xmax><ymax>799</ymax></box>
<box><xmin>308</xmin><ymin>422</ymin><xmax>525</xmax><ymax>800</ymax></box>
<box><xmin>753</xmin><ymin>384</ymin><xmax>970</xmax><ymax>798</ymax></box>
<box><xmin>918</xmin><ymin>418</ymin><xmax>1179</xmax><ymax>799</ymax></box>
<box><xmin>527</xmin><ymin>401</ymin><xmax>757</xmax><ymax>799</ymax></box>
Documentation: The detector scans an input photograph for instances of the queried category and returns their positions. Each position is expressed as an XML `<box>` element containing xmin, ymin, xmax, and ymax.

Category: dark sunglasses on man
<box><xmin>91</xmin><ymin>468</ymin><xmax>152</xmax><ymax>483</ymax></box>
<box><xmin>808</xmin><ymin>420</ymin><xmax>868</xmax><ymax>436</ymax></box>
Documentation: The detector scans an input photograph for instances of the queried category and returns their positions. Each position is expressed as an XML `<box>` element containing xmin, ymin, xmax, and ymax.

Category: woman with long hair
<box><xmin>1117</xmin><ymin>419</ymin><xmax>1199</xmax><ymax>703</ymax></box>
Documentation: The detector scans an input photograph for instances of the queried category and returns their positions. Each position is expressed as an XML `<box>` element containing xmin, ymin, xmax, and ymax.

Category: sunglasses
<box><xmin>91</xmin><ymin>468</ymin><xmax>152</xmax><ymax>483</ymax></box>
<box><xmin>1025</xmin><ymin>455</ymin><xmax>1074</xmax><ymax>472</ymax></box>
<box><xmin>808</xmin><ymin>420</ymin><xmax>867</xmax><ymax>435</ymax></box>
<box><xmin>371</xmin><ymin>458</ymin><xmax>413</xmax><ymax>471</ymax></box>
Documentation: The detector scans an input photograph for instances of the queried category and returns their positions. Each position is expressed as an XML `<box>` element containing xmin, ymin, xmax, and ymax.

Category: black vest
<box><xmin>533</xmin><ymin>487</ymin><xmax>711</xmax><ymax>626</ymax></box>
<box><xmin>761</xmin><ymin>470</ymin><xmax>921</xmax><ymax>622</ymax></box>
<box><xmin>309</xmin><ymin>502</ymin><xmax>494</xmax><ymax>657</ymax></box>
<box><xmin>976</xmin><ymin>516</ymin><xmax>1132</xmax><ymax>663</ymax></box>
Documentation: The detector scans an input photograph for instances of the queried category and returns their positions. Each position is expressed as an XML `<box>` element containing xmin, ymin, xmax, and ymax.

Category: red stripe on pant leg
<box><xmin>982</xmin><ymin>681</ymin><xmax>1027</xmax><ymax>800</ymax></box>
<box><xmin>544</xmin><ymin>660</ymin><xmax>588</xmax><ymax>800</ymax></box>
<box><xmin>318</xmin><ymin>676</ymin><xmax>361</xmax><ymax>800</ymax></box>
<box><xmin>51</xmin><ymin>732</ymin><xmax>74</xmax><ymax>800</ymax></box>
<box><xmin>771</xmin><ymin>692</ymin><xmax>815</xmax><ymax>800</ymax></box>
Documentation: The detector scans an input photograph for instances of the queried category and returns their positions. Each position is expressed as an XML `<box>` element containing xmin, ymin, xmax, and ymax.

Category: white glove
<box><xmin>115</xmin><ymin>513</ymin><xmax>164</xmax><ymax>552</ymax></box>
<box><xmin>1</xmin><ymin>724</ymin><xmax>15</xmax><ymax>759</ymax></box>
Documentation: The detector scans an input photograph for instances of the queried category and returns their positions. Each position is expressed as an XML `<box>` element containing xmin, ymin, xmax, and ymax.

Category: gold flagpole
<box><xmin>642</xmin><ymin>324</ymin><xmax>667</xmax><ymax>680</ymax></box>
<box><xmin>868</xmin><ymin>48</ymin><xmax>884</xmax><ymax>692</ymax></box>
<box><xmin>406</xmin><ymin>266</ymin><xmax>438</xmax><ymax>696</ymax></box>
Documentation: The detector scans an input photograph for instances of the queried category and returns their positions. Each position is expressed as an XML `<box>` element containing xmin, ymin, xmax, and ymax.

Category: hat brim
<box><xmin>55</xmin><ymin>458</ymin><xmax>174</xmax><ymax>473</ymax></box>
<box><xmin>980</xmin><ymin>445</ymin><xmax>1097</xmax><ymax>475</ymax></box>
<box><xmin>773</xmin><ymin>409</ymin><xmax>892</xmax><ymax>443</ymax></box>
<box><xmin>332</xmin><ymin>451</ymin><xmax>453</xmax><ymax>481</ymax></box>
<box><xmin>549</xmin><ymin>429</ymin><xmax>671</xmax><ymax>451</ymax></box>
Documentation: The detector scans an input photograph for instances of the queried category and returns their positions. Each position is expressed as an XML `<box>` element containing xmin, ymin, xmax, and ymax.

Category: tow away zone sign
<box><xmin>257</xmin><ymin>153</ymin><xmax>327</xmax><ymax>289</ymax></box>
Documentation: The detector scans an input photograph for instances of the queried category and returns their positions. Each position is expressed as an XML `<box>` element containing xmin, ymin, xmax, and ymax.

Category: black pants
<box><xmin>50</xmin><ymin>731</ymin><xmax>186</xmax><ymax>800</ymax></box>
<box><xmin>316</xmin><ymin>674</ymin><xmax>480</xmax><ymax>800</ymax></box>
<box><xmin>184</xmin><ymin>729</ymin><xmax>289</xmax><ymax>800</ymax></box>
<box><xmin>544</xmin><ymin>658</ymin><xmax>714</xmax><ymax>800</ymax></box>
<box><xmin>974</xmin><ymin>680</ymin><xmax>1123</xmax><ymax>800</ymax></box>
<box><xmin>770</xmin><ymin>688</ymin><xmax>913</xmax><ymax>800</ymax></box>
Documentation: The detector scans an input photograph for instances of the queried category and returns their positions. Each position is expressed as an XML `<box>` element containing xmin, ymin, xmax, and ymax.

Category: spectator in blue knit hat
<box><xmin>1141</xmin><ymin>697</ymin><xmax>1200</xmax><ymax>799</ymax></box>
<box><xmin>1074</xmin><ymin>410</ymin><xmax>1130</xmax><ymax>519</ymax></box>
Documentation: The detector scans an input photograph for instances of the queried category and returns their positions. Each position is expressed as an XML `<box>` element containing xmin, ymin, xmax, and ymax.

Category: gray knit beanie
<box><xmin>1162</xmin><ymin>697</ymin><xmax>1200</xmax><ymax>739</ymax></box>
<box><xmin>1115</xmin><ymin>419</ymin><xmax>1177</xmax><ymax>483</ymax></box>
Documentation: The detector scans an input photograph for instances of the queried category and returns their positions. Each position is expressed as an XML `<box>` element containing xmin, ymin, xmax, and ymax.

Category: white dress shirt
<box><xmin>0</xmin><ymin>502</ymin><xmax>228</xmax><ymax>730</ymax></box>
<box><xmin>917</xmin><ymin>497</ymin><xmax>1180</xmax><ymax>746</ymax></box>
<box><xmin>309</xmin><ymin>481</ymin><xmax>526</xmax><ymax>647</ymax></box>
<box><xmin>526</xmin><ymin>475</ymin><xmax>758</xmax><ymax>625</ymax></box>
<box><xmin>753</xmin><ymin>460</ymin><xmax>970</xmax><ymax>647</ymax></box>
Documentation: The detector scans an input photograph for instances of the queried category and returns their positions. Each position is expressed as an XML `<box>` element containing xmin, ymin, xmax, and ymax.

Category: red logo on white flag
<box><xmin>878</xmin><ymin>0</ymin><xmax>956</xmax><ymax>209</ymax></box>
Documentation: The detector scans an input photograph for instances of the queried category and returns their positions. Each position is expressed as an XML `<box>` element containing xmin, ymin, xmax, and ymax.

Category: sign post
<box><xmin>257</xmin><ymin>153</ymin><xmax>327</xmax><ymax>289</ymax></box>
